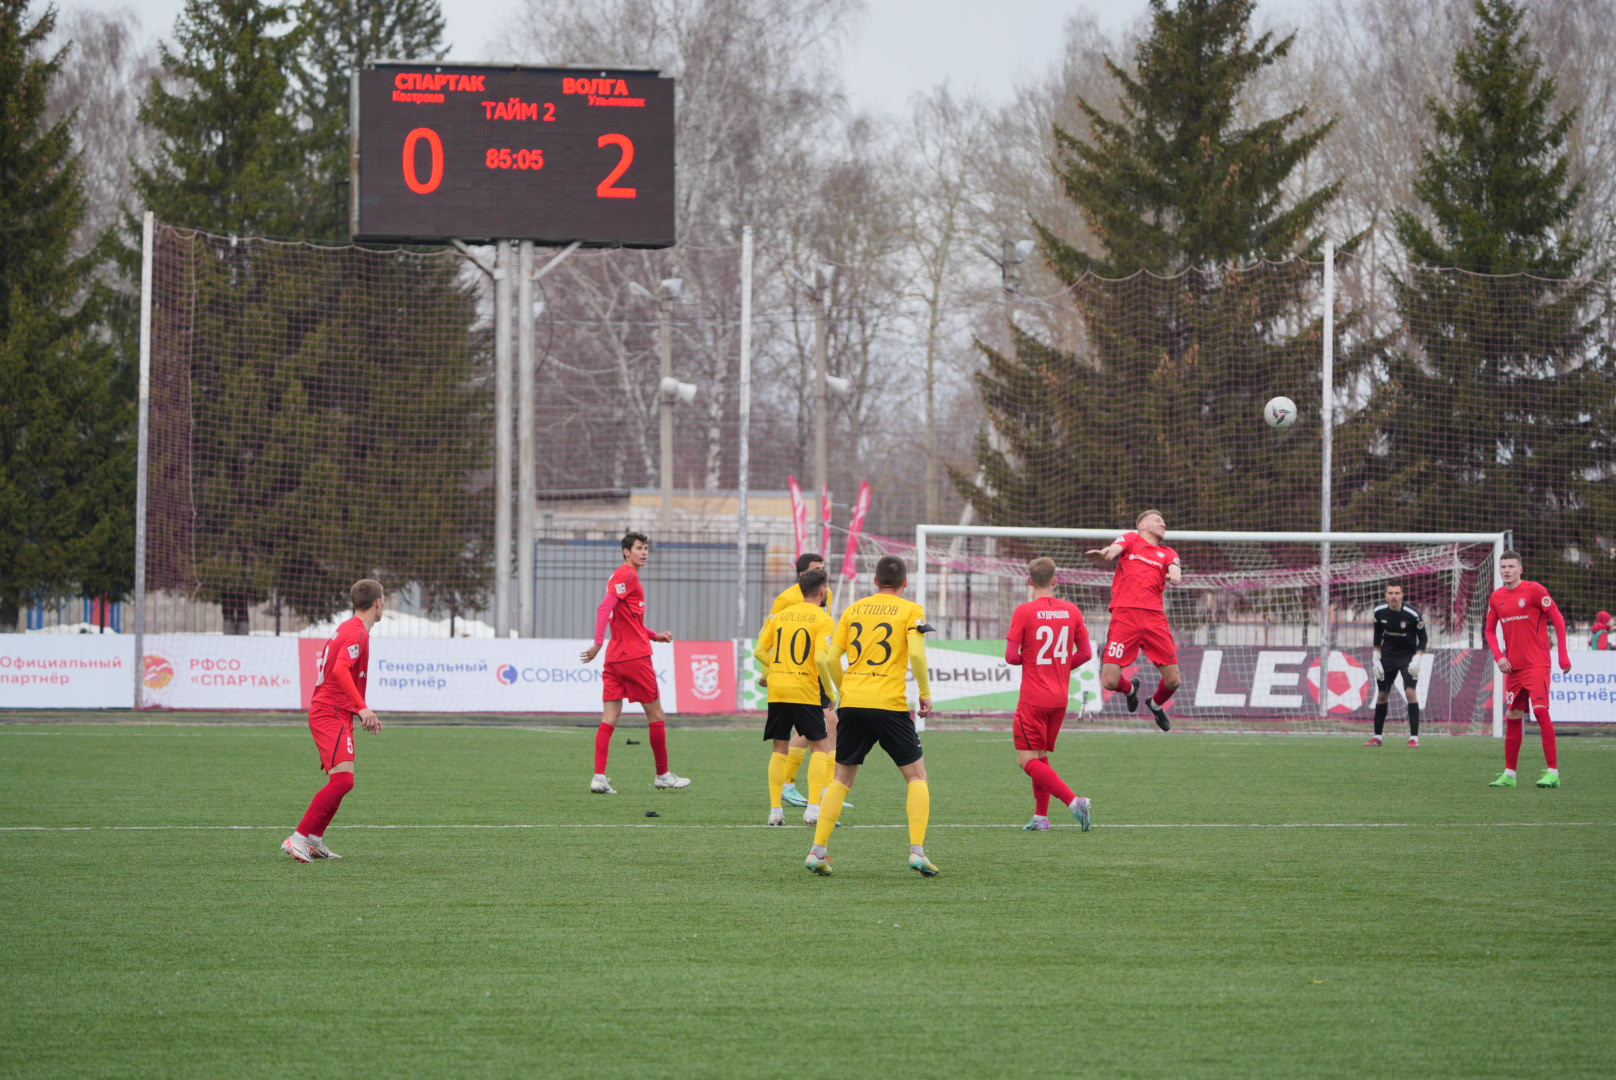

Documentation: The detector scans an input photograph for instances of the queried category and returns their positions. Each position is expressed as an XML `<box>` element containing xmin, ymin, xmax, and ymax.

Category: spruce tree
<box><xmin>0</xmin><ymin>1</ymin><xmax>133</xmax><ymax>631</ymax></box>
<box><xmin>1361</xmin><ymin>0</ymin><xmax>1614</xmax><ymax>612</ymax></box>
<box><xmin>300</xmin><ymin>0</ymin><xmax>447</xmax><ymax>239</ymax></box>
<box><xmin>131</xmin><ymin>0</ymin><xmax>312</xmax><ymax>238</ymax></box>
<box><xmin>957</xmin><ymin>0</ymin><xmax>1353</xmax><ymax>541</ymax></box>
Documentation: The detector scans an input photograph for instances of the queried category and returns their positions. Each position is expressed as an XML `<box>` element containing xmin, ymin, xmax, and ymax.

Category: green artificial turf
<box><xmin>2</xmin><ymin>721</ymin><xmax>1614</xmax><ymax>1079</ymax></box>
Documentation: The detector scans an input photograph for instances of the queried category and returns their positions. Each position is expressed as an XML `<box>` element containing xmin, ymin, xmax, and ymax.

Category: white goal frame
<box><xmin>914</xmin><ymin>525</ymin><xmax>1508</xmax><ymax>736</ymax></box>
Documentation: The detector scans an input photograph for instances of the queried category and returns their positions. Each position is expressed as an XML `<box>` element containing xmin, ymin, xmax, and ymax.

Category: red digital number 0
<box><xmin>403</xmin><ymin>128</ymin><xmax>444</xmax><ymax>194</ymax></box>
<box><xmin>596</xmin><ymin>133</ymin><xmax>637</xmax><ymax>198</ymax></box>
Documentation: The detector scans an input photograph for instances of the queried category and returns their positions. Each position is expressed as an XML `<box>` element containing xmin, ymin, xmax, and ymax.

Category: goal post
<box><xmin>914</xmin><ymin>525</ymin><xmax>1507</xmax><ymax>735</ymax></box>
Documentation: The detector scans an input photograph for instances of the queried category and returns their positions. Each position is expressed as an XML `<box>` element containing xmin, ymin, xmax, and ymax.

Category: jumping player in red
<box><xmin>1005</xmin><ymin>557</ymin><xmax>1093</xmax><ymax>832</ymax></box>
<box><xmin>1086</xmin><ymin>509</ymin><xmax>1181</xmax><ymax>730</ymax></box>
<box><xmin>1484</xmin><ymin>550</ymin><xmax>1572</xmax><ymax>789</ymax></box>
<box><xmin>579</xmin><ymin>531</ymin><xmax>690</xmax><ymax>793</ymax></box>
<box><xmin>283</xmin><ymin>579</ymin><xmax>385</xmax><ymax>862</ymax></box>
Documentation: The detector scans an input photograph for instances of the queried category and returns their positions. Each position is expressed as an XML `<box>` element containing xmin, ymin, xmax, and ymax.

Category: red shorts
<box><xmin>1503</xmin><ymin>668</ymin><xmax>1550</xmax><ymax>713</ymax></box>
<box><xmin>1013</xmin><ymin>702</ymin><xmax>1069</xmax><ymax>752</ymax></box>
<box><xmin>1103</xmin><ymin>608</ymin><xmax>1178</xmax><ymax>668</ymax></box>
<box><xmin>603</xmin><ymin>656</ymin><xmax>660</xmax><ymax>704</ymax></box>
<box><xmin>309</xmin><ymin>704</ymin><xmax>355</xmax><ymax>771</ymax></box>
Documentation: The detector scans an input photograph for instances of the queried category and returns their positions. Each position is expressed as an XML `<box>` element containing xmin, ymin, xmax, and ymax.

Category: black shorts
<box><xmin>1377</xmin><ymin>656</ymin><xmax>1419</xmax><ymax>694</ymax></box>
<box><xmin>836</xmin><ymin>706</ymin><xmax>923</xmax><ymax>768</ymax></box>
<box><xmin>765</xmin><ymin>701</ymin><xmax>828</xmax><ymax>742</ymax></box>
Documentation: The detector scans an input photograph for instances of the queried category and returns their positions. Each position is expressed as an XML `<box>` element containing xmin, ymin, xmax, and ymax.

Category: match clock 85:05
<box><xmin>351</xmin><ymin>63</ymin><xmax>675</xmax><ymax>247</ymax></box>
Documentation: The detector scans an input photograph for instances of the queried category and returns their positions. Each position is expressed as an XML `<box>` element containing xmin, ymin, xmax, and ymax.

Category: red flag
<box><xmin>840</xmin><ymin>481</ymin><xmax>872</xmax><ymax>580</ymax></box>
<box><xmin>787</xmin><ymin>475</ymin><xmax>807</xmax><ymax>559</ymax></box>
<box><xmin>820</xmin><ymin>485</ymin><xmax>833</xmax><ymax>558</ymax></box>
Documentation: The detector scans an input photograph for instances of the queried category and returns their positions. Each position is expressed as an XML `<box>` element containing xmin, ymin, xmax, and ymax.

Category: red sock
<box><xmin>649</xmin><ymin>720</ymin><xmax>670</xmax><ymax>774</ymax></box>
<box><xmin>594</xmin><ymin>723</ymin><xmax>614</xmax><ymax>774</ymax></box>
<box><xmin>298</xmin><ymin>772</ymin><xmax>354</xmax><ymax>836</ymax></box>
<box><xmin>1024</xmin><ymin>757</ymin><xmax>1074</xmax><ymax>809</ymax></box>
<box><xmin>1114</xmin><ymin>674</ymin><xmax>1132</xmax><ymax>695</ymax></box>
<box><xmin>1534</xmin><ymin>708</ymin><xmax>1557</xmax><ymax>769</ymax></box>
<box><xmin>1032</xmin><ymin>778</ymin><xmax>1051</xmax><ymax>817</ymax></box>
<box><xmin>1152</xmin><ymin>681</ymin><xmax>1177</xmax><ymax>706</ymax></box>
<box><xmin>1505</xmin><ymin>717</ymin><xmax>1523</xmax><ymax>770</ymax></box>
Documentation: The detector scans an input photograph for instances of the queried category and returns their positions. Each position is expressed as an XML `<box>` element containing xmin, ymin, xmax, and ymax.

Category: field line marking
<box><xmin>1</xmin><ymin>821</ymin><xmax>1610</xmax><ymax>833</ymax></box>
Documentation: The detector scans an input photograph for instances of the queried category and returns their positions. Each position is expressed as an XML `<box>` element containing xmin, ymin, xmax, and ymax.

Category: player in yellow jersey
<box><xmin>762</xmin><ymin>553</ymin><xmax>839</xmax><ymax>810</ymax></box>
<box><xmin>753</xmin><ymin>569</ymin><xmax>841</xmax><ymax>826</ymax></box>
<box><xmin>805</xmin><ymin>554</ymin><xmax>937</xmax><ymax>878</ymax></box>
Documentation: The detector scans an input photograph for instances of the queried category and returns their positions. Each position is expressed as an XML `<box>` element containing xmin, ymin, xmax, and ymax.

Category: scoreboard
<box><xmin>351</xmin><ymin>63</ymin><xmax>675</xmax><ymax>247</ymax></box>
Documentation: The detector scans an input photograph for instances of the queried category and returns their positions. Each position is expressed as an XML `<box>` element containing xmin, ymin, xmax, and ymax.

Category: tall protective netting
<box><xmin>142</xmin><ymin>224</ymin><xmax>495</xmax><ymax>642</ymax></box>
<box><xmin>910</xmin><ymin>527</ymin><xmax>1502</xmax><ymax>733</ymax></box>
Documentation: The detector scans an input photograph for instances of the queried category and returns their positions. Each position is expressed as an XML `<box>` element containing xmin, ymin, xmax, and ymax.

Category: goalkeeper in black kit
<box><xmin>1367</xmin><ymin>583</ymin><xmax>1428</xmax><ymax>747</ymax></box>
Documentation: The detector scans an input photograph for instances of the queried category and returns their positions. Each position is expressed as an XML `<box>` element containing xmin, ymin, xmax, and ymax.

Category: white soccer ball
<box><xmin>1264</xmin><ymin>396</ymin><xmax>1298</xmax><ymax>428</ymax></box>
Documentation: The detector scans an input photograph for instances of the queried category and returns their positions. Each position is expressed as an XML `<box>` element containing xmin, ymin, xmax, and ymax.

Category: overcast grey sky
<box><xmin>99</xmin><ymin>0</ymin><xmax>1311</xmax><ymax>113</ymax></box>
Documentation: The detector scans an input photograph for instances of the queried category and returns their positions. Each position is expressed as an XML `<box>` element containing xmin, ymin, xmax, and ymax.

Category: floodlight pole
<box><xmin>1319</xmin><ymin>241</ymin><xmax>1336</xmax><ymax>715</ymax></box>
<box><xmin>133</xmin><ymin>210</ymin><xmax>154</xmax><ymax>708</ymax></box>
<box><xmin>659</xmin><ymin>289</ymin><xmax>674</xmax><ymax>531</ymax></box>
<box><xmin>737</xmin><ymin>226</ymin><xmax>754</xmax><ymax>644</ymax></box>
<box><xmin>493</xmin><ymin>242</ymin><xmax>513</xmax><ymax>638</ymax></box>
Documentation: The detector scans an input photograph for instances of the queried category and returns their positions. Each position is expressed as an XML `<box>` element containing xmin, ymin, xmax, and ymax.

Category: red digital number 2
<box><xmin>596</xmin><ymin>133</ymin><xmax>637</xmax><ymax>198</ymax></box>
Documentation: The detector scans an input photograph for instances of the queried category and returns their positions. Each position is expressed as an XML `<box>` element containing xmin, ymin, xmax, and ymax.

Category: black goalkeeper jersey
<box><xmin>1372</xmin><ymin>604</ymin><xmax>1427</xmax><ymax>658</ymax></box>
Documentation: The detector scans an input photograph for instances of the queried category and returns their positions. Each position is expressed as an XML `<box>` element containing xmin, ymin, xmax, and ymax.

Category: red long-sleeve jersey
<box><xmin>1485</xmin><ymin>580</ymin><xmax>1570</xmax><ymax>670</ymax></box>
<box><xmin>311</xmin><ymin>616</ymin><xmax>370</xmax><ymax>712</ymax></box>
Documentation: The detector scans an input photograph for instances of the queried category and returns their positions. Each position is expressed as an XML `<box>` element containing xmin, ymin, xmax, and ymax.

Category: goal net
<box><xmin>912</xmin><ymin>526</ymin><xmax>1505</xmax><ymax>735</ymax></box>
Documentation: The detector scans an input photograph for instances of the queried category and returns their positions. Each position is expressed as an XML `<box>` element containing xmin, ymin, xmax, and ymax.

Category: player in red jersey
<box><xmin>579</xmin><ymin>531</ymin><xmax>690</xmax><ymax>792</ymax></box>
<box><xmin>1005</xmin><ymin>557</ymin><xmax>1093</xmax><ymax>832</ymax></box>
<box><xmin>1086</xmin><ymin>509</ymin><xmax>1181</xmax><ymax>731</ymax></box>
<box><xmin>283</xmin><ymin>579</ymin><xmax>385</xmax><ymax>862</ymax></box>
<box><xmin>1484</xmin><ymin>550</ymin><xmax>1572</xmax><ymax>789</ymax></box>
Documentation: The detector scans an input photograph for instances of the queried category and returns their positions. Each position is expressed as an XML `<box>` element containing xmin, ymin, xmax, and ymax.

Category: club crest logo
<box><xmin>1541</xmin><ymin>595</ymin><xmax>1552</xmax><ymax>608</ymax></box>
<box><xmin>615</xmin><ymin>583</ymin><xmax>627</xmax><ymax>595</ymax></box>
<box><xmin>689</xmin><ymin>654</ymin><xmax>722</xmax><ymax>701</ymax></box>
<box><xmin>1519</xmin><ymin>598</ymin><xmax>1526</xmax><ymax>608</ymax></box>
<box><xmin>142</xmin><ymin>654</ymin><xmax>174</xmax><ymax>690</ymax></box>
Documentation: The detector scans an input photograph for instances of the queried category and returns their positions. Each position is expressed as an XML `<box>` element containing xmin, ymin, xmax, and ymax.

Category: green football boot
<box><xmin>1535</xmin><ymin>770</ymin><xmax>1561</xmax><ymax>789</ymax></box>
<box><xmin>1488</xmin><ymin>771</ymin><xmax>1517</xmax><ymax>788</ymax></box>
<box><xmin>909</xmin><ymin>852</ymin><xmax>940</xmax><ymax>877</ymax></box>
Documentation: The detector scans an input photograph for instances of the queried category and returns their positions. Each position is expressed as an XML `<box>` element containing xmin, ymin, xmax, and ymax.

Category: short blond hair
<box><xmin>1137</xmin><ymin>508</ymin><xmax>1164</xmax><ymax>527</ymax></box>
<box><xmin>1028</xmin><ymin>557</ymin><xmax>1057</xmax><ymax>588</ymax></box>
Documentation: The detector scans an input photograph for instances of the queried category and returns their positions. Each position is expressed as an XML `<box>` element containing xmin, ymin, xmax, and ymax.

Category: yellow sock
<box><xmin>807</xmin><ymin>750</ymin><xmax>832</xmax><ymax>806</ymax></box>
<box><xmin>814</xmin><ymin>781</ymin><xmax>850</xmax><ymax>848</ymax></box>
<box><xmin>783</xmin><ymin>746</ymin><xmax>807</xmax><ymax>786</ymax></box>
<box><xmin>768</xmin><ymin>752</ymin><xmax>789</xmax><ymax>809</ymax></box>
<box><xmin>906</xmin><ymin>779</ymin><xmax>930</xmax><ymax>849</ymax></box>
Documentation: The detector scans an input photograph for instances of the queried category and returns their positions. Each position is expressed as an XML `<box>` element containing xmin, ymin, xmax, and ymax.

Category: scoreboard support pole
<box><xmin>493</xmin><ymin>242</ymin><xmax>514</xmax><ymax>638</ymax></box>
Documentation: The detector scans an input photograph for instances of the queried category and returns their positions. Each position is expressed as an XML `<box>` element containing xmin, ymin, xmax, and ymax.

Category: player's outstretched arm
<box><xmin>1167</xmin><ymin>560</ymin><xmax>1183</xmax><ymax>586</ymax></box>
<box><xmin>1085</xmin><ymin>542</ymin><xmax>1123</xmax><ymax>563</ymax></box>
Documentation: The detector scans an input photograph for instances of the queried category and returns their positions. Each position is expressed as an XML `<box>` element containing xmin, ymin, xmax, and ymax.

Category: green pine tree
<box><xmin>132</xmin><ymin>0</ymin><xmax>313</xmax><ymax>239</ymax></box>
<box><xmin>1355</xmin><ymin>0</ymin><xmax>1614</xmax><ymax>613</ymax></box>
<box><xmin>0</xmin><ymin>1</ymin><xmax>133</xmax><ymax>631</ymax></box>
<box><xmin>300</xmin><ymin>0</ymin><xmax>447</xmax><ymax>240</ymax></box>
<box><xmin>957</xmin><ymin>0</ymin><xmax>1356</xmax><ymax>545</ymax></box>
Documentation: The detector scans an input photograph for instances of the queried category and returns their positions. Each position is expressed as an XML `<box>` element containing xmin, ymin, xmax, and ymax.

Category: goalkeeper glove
<box><xmin>1373</xmin><ymin>659</ymin><xmax>1384</xmax><ymax>681</ymax></box>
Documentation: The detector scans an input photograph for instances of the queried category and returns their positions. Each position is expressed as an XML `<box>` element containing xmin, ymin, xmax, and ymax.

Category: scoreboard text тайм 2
<box><xmin>352</xmin><ymin>64</ymin><xmax>675</xmax><ymax>247</ymax></box>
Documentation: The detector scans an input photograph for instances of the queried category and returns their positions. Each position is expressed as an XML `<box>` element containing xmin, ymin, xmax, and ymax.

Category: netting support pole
<box><xmin>493</xmin><ymin>242</ymin><xmax>513</xmax><ymax>639</ymax></box>
<box><xmin>916</xmin><ymin>526</ymin><xmax>929</xmax><ymax>612</ymax></box>
<box><xmin>1318</xmin><ymin>240</ymin><xmax>1335</xmax><ymax>717</ymax></box>
<box><xmin>736</xmin><ymin>226</ymin><xmax>754</xmax><ymax>645</ymax></box>
<box><xmin>132</xmin><ymin>210</ymin><xmax>154</xmax><ymax>709</ymax></box>
<box><xmin>517</xmin><ymin>240</ymin><xmax>536</xmax><ymax>638</ymax></box>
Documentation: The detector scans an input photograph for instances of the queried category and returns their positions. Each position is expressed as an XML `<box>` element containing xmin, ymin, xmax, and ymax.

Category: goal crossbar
<box><xmin>914</xmin><ymin>525</ymin><xmax>1507</xmax><ymax>735</ymax></box>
